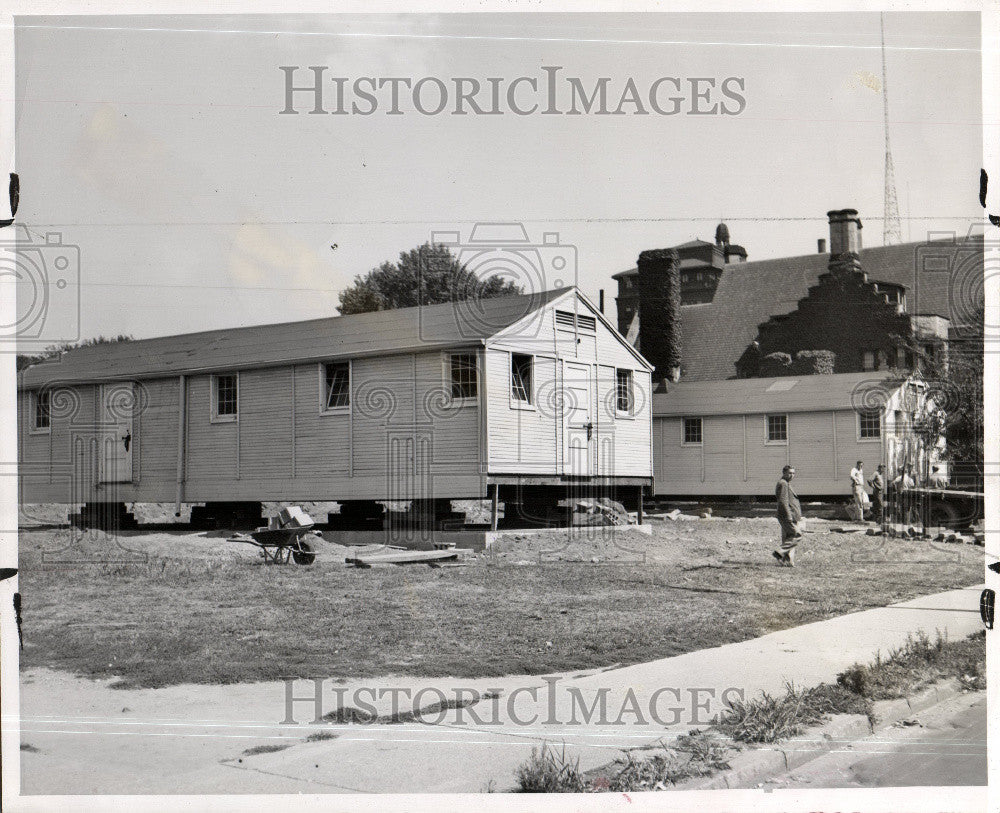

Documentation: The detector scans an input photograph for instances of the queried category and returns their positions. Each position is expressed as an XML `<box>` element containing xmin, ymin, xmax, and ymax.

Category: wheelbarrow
<box><xmin>229</xmin><ymin>526</ymin><xmax>321</xmax><ymax>565</ymax></box>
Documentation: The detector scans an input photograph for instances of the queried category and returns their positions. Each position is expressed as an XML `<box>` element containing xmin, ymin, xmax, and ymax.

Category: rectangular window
<box><xmin>511</xmin><ymin>354</ymin><xmax>533</xmax><ymax>404</ymax></box>
<box><xmin>766</xmin><ymin>414</ymin><xmax>788</xmax><ymax>444</ymax></box>
<box><xmin>322</xmin><ymin>362</ymin><xmax>351</xmax><ymax>411</ymax></box>
<box><xmin>33</xmin><ymin>390</ymin><xmax>50</xmax><ymax>432</ymax></box>
<box><xmin>449</xmin><ymin>353</ymin><xmax>478</xmax><ymax>400</ymax></box>
<box><xmin>212</xmin><ymin>374</ymin><xmax>238</xmax><ymax>421</ymax></box>
<box><xmin>858</xmin><ymin>409</ymin><xmax>881</xmax><ymax>440</ymax></box>
<box><xmin>682</xmin><ymin>417</ymin><xmax>702</xmax><ymax>445</ymax></box>
<box><xmin>862</xmin><ymin>350</ymin><xmax>876</xmax><ymax>371</ymax></box>
<box><xmin>615</xmin><ymin>369</ymin><xmax>633</xmax><ymax>414</ymax></box>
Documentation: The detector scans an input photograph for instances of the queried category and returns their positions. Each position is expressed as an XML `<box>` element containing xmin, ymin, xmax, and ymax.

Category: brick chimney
<box><xmin>827</xmin><ymin>209</ymin><xmax>863</xmax><ymax>273</ymax></box>
<box><xmin>637</xmin><ymin>248</ymin><xmax>682</xmax><ymax>390</ymax></box>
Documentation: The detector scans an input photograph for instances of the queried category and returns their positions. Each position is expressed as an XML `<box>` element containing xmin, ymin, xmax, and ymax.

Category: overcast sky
<box><xmin>13</xmin><ymin>12</ymin><xmax>983</xmax><ymax>342</ymax></box>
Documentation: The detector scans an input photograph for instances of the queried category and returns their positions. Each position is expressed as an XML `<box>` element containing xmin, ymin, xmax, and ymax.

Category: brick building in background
<box><xmin>614</xmin><ymin>208</ymin><xmax>984</xmax><ymax>496</ymax></box>
<box><xmin>614</xmin><ymin>209</ymin><xmax>980</xmax><ymax>383</ymax></box>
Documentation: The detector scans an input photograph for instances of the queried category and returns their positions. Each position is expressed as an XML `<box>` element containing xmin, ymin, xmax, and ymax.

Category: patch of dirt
<box><xmin>485</xmin><ymin>516</ymin><xmax>832</xmax><ymax>564</ymax></box>
<box><xmin>17</xmin><ymin>526</ymin><xmax>352</xmax><ymax>565</ymax></box>
<box><xmin>241</xmin><ymin>743</ymin><xmax>292</xmax><ymax>756</ymax></box>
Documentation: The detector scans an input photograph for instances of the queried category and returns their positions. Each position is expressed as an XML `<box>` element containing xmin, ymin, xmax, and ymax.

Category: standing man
<box><xmin>893</xmin><ymin>464</ymin><xmax>917</xmax><ymax>525</ymax></box>
<box><xmin>869</xmin><ymin>464</ymin><xmax>886</xmax><ymax>528</ymax></box>
<box><xmin>850</xmin><ymin>461</ymin><xmax>866</xmax><ymax>521</ymax></box>
<box><xmin>773</xmin><ymin>465</ymin><xmax>803</xmax><ymax>567</ymax></box>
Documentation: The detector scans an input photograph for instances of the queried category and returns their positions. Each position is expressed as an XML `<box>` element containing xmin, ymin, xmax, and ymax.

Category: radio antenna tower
<box><xmin>881</xmin><ymin>13</ymin><xmax>903</xmax><ymax>245</ymax></box>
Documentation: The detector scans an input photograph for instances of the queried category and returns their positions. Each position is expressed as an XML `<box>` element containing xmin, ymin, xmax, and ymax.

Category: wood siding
<box><xmin>654</xmin><ymin>408</ymin><xmax>887</xmax><ymax>497</ymax></box>
<box><xmin>18</xmin><ymin>291</ymin><xmax>653</xmax><ymax>504</ymax></box>
<box><xmin>487</xmin><ymin>292</ymin><xmax>652</xmax><ymax>478</ymax></box>
<box><xmin>19</xmin><ymin>350</ymin><xmax>489</xmax><ymax>503</ymax></box>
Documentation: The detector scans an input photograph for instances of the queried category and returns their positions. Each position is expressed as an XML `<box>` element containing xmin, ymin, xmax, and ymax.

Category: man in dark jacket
<box><xmin>869</xmin><ymin>464</ymin><xmax>886</xmax><ymax>528</ymax></box>
<box><xmin>773</xmin><ymin>465</ymin><xmax>803</xmax><ymax>567</ymax></box>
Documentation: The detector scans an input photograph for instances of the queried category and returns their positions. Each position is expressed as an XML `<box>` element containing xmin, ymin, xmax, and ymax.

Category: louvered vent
<box><xmin>555</xmin><ymin>310</ymin><xmax>596</xmax><ymax>331</ymax></box>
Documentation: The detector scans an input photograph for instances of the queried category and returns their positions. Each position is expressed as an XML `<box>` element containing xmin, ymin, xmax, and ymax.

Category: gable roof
<box><xmin>652</xmin><ymin>370</ymin><xmax>900</xmax><ymax>417</ymax></box>
<box><xmin>18</xmin><ymin>288</ymin><xmax>572</xmax><ymax>388</ymax></box>
<box><xmin>624</xmin><ymin>237</ymin><xmax>978</xmax><ymax>381</ymax></box>
<box><xmin>492</xmin><ymin>287</ymin><xmax>654</xmax><ymax>371</ymax></box>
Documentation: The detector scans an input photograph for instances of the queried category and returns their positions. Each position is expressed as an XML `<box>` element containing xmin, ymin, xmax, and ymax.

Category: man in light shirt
<box><xmin>850</xmin><ymin>461</ymin><xmax>866</xmax><ymax>521</ymax></box>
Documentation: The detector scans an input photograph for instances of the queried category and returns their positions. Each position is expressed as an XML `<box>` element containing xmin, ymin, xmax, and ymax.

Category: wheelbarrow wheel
<box><xmin>292</xmin><ymin>540</ymin><xmax>316</xmax><ymax>566</ymax></box>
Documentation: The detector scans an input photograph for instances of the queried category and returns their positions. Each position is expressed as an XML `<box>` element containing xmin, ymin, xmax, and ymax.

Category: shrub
<box><xmin>714</xmin><ymin>681</ymin><xmax>871</xmax><ymax>743</ymax></box>
<box><xmin>834</xmin><ymin>629</ymin><xmax>972</xmax><ymax>699</ymax></box>
<box><xmin>759</xmin><ymin>352</ymin><xmax>793</xmax><ymax>377</ymax></box>
<box><xmin>607</xmin><ymin>733</ymin><xmax>731</xmax><ymax>790</ymax></box>
<box><xmin>794</xmin><ymin>350</ymin><xmax>836</xmax><ymax>375</ymax></box>
<box><xmin>515</xmin><ymin>744</ymin><xmax>587</xmax><ymax>793</ymax></box>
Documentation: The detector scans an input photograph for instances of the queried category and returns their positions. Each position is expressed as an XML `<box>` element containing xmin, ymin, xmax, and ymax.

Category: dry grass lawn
<box><xmin>17</xmin><ymin>516</ymin><xmax>982</xmax><ymax>688</ymax></box>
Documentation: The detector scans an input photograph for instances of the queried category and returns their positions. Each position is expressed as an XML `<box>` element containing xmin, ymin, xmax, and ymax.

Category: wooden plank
<box><xmin>346</xmin><ymin>549</ymin><xmax>460</xmax><ymax>565</ymax></box>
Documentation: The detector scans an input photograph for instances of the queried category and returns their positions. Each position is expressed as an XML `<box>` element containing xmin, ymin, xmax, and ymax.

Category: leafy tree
<box><xmin>337</xmin><ymin>242</ymin><xmax>523</xmax><ymax>315</ymax></box>
<box><xmin>892</xmin><ymin>309</ymin><xmax>983</xmax><ymax>487</ymax></box>
<box><xmin>935</xmin><ymin>313</ymin><xmax>983</xmax><ymax>483</ymax></box>
<box><xmin>16</xmin><ymin>334</ymin><xmax>133</xmax><ymax>373</ymax></box>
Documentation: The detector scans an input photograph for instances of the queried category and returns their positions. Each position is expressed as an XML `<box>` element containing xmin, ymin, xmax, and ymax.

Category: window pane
<box><xmin>615</xmin><ymin>369</ymin><xmax>632</xmax><ymax>413</ymax></box>
<box><xmin>450</xmin><ymin>354</ymin><xmax>477</xmax><ymax>399</ymax></box>
<box><xmin>325</xmin><ymin>363</ymin><xmax>350</xmax><ymax>409</ymax></box>
<box><xmin>767</xmin><ymin>414</ymin><xmax>787</xmax><ymax>442</ymax></box>
<box><xmin>858</xmin><ymin>410</ymin><xmax>881</xmax><ymax>439</ymax></box>
<box><xmin>216</xmin><ymin>375</ymin><xmax>238</xmax><ymax>416</ymax></box>
<box><xmin>35</xmin><ymin>391</ymin><xmax>50</xmax><ymax>429</ymax></box>
<box><xmin>683</xmin><ymin>418</ymin><xmax>702</xmax><ymax>444</ymax></box>
<box><xmin>511</xmin><ymin>354</ymin><xmax>532</xmax><ymax>403</ymax></box>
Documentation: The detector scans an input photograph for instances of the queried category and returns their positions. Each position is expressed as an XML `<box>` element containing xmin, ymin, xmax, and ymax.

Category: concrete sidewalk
<box><xmin>18</xmin><ymin>584</ymin><xmax>985</xmax><ymax>794</ymax></box>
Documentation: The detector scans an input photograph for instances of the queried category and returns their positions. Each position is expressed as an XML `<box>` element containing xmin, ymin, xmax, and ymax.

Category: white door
<box><xmin>563</xmin><ymin>362</ymin><xmax>595</xmax><ymax>476</ymax></box>
<box><xmin>99</xmin><ymin>384</ymin><xmax>134</xmax><ymax>483</ymax></box>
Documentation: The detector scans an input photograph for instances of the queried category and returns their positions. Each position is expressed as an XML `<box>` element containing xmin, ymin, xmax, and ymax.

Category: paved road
<box><xmin>20</xmin><ymin>585</ymin><xmax>985</xmax><ymax>794</ymax></box>
<box><xmin>756</xmin><ymin>692</ymin><xmax>987</xmax><ymax>789</ymax></box>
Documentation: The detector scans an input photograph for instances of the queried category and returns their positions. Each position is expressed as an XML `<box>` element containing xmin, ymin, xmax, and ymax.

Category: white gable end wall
<box><xmin>485</xmin><ymin>292</ymin><xmax>652</xmax><ymax>478</ymax></box>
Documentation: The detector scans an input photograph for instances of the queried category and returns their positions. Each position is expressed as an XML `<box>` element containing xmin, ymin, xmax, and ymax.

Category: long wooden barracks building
<box><xmin>17</xmin><ymin>287</ymin><xmax>653</xmax><ymax>526</ymax></box>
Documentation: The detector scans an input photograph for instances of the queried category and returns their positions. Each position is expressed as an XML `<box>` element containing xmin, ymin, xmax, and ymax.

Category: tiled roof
<box><xmin>652</xmin><ymin>370</ymin><xmax>900</xmax><ymax>417</ymax></box>
<box><xmin>18</xmin><ymin>288</ymin><xmax>572</xmax><ymax>387</ymax></box>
